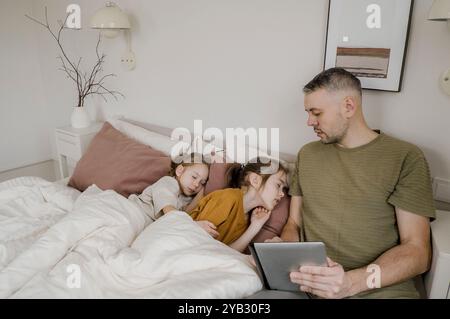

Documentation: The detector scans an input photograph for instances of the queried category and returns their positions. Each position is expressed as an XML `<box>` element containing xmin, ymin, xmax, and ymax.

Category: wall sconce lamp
<box><xmin>428</xmin><ymin>0</ymin><xmax>450</xmax><ymax>95</ymax></box>
<box><xmin>90</xmin><ymin>2</ymin><xmax>136</xmax><ymax>70</ymax></box>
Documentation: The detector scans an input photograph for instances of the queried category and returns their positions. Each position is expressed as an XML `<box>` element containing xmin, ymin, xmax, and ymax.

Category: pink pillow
<box><xmin>68</xmin><ymin>122</ymin><xmax>171</xmax><ymax>197</ymax></box>
<box><xmin>204</xmin><ymin>163</ymin><xmax>240</xmax><ymax>195</ymax></box>
<box><xmin>204</xmin><ymin>161</ymin><xmax>290</xmax><ymax>241</ymax></box>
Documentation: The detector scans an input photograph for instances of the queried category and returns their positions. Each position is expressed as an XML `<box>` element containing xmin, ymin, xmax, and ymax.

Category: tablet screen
<box><xmin>249</xmin><ymin>242</ymin><xmax>327</xmax><ymax>292</ymax></box>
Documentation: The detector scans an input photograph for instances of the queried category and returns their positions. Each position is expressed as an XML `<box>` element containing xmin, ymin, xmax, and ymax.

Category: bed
<box><xmin>0</xmin><ymin>177</ymin><xmax>265</xmax><ymax>298</ymax></box>
<box><xmin>5</xmin><ymin>118</ymin><xmax>443</xmax><ymax>299</ymax></box>
<box><xmin>0</xmin><ymin>118</ymin><xmax>293</xmax><ymax>299</ymax></box>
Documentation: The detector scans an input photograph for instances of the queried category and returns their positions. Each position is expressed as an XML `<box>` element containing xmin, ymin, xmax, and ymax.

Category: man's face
<box><xmin>304</xmin><ymin>88</ymin><xmax>349</xmax><ymax>144</ymax></box>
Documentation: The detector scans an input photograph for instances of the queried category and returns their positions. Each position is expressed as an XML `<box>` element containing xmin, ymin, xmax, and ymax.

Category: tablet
<box><xmin>249</xmin><ymin>242</ymin><xmax>327</xmax><ymax>292</ymax></box>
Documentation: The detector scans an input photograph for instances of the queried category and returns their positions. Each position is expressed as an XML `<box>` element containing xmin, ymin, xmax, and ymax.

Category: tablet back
<box><xmin>249</xmin><ymin>242</ymin><xmax>327</xmax><ymax>292</ymax></box>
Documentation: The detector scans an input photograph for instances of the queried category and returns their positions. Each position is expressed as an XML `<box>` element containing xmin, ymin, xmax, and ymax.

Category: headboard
<box><xmin>124</xmin><ymin>118</ymin><xmax>297</xmax><ymax>164</ymax></box>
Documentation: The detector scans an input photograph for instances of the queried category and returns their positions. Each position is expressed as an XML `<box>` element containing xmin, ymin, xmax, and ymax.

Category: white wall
<box><xmin>2</xmin><ymin>0</ymin><xmax>450</xmax><ymax>182</ymax></box>
<box><xmin>0</xmin><ymin>0</ymin><xmax>58</xmax><ymax>172</ymax></box>
<box><xmin>363</xmin><ymin>0</ymin><xmax>450</xmax><ymax>180</ymax></box>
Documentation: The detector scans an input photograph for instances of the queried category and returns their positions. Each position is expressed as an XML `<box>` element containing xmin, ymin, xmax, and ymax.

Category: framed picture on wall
<box><xmin>324</xmin><ymin>0</ymin><xmax>414</xmax><ymax>92</ymax></box>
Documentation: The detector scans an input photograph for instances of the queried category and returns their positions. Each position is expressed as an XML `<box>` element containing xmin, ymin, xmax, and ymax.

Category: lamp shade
<box><xmin>90</xmin><ymin>2</ymin><xmax>130</xmax><ymax>29</ymax></box>
<box><xmin>428</xmin><ymin>0</ymin><xmax>450</xmax><ymax>20</ymax></box>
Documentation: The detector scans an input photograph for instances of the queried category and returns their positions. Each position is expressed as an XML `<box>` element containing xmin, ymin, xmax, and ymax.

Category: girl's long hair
<box><xmin>229</xmin><ymin>157</ymin><xmax>287</xmax><ymax>188</ymax></box>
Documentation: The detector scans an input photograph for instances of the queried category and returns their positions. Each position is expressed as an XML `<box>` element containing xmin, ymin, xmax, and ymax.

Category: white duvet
<box><xmin>0</xmin><ymin>177</ymin><xmax>262</xmax><ymax>298</ymax></box>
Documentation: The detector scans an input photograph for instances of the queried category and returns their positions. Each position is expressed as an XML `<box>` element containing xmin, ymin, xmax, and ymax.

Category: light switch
<box><xmin>434</xmin><ymin>177</ymin><xmax>450</xmax><ymax>203</ymax></box>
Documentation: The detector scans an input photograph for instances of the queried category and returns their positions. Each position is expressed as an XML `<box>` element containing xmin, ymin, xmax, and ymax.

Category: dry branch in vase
<box><xmin>25</xmin><ymin>7</ymin><xmax>124</xmax><ymax>107</ymax></box>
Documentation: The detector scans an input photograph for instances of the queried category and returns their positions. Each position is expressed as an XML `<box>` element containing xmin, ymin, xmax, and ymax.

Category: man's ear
<box><xmin>175</xmin><ymin>165</ymin><xmax>185</xmax><ymax>177</ymax></box>
<box><xmin>248</xmin><ymin>172</ymin><xmax>262</xmax><ymax>190</ymax></box>
<box><xmin>342</xmin><ymin>96</ymin><xmax>357</xmax><ymax>119</ymax></box>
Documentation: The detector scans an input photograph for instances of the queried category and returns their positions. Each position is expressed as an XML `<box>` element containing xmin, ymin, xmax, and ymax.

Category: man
<box><xmin>281</xmin><ymin>68</ymin><xmax>435</xmax><ymax>298</ymax></box>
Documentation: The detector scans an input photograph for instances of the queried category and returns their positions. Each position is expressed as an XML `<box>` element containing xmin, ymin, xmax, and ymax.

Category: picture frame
<box><xmin>324</xmin><ymin>0</ymin><xmax>414</xmax><ymax>92</ymax></box>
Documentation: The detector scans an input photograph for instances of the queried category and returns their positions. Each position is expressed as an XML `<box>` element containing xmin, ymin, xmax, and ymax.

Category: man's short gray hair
<box><xmin>303</xmin><ymin>67</ymin><xmax>362</xmax><ymax>96</ymax></box>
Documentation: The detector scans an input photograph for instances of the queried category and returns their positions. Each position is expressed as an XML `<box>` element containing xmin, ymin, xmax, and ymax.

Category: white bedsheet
<box><xmin>0</xmin><ymin>178</ymin><xmax>262</xmax><ymax>298</ymax></box>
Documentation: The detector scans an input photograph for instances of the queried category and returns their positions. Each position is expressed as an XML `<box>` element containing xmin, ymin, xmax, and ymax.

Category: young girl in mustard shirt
<box><xmin>189</xmin><ymin>157</ymin><xmax>288</xmax><ymax>252</ymax></box>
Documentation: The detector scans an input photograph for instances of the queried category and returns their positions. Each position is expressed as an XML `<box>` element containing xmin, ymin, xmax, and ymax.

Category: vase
<box><xmin>70</xmin><ymin>106</ymin><xmax>91</xmax><ymax>128</ymax></box>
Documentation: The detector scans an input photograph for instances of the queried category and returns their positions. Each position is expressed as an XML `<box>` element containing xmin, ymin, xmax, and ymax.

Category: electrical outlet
<box><xmin>121</xmin><ymin>51</ymin><xmax>136</xmax><ymax>71</ymax></box>
<box><xmin>433</xmin><ymin>177</ymin><xmax>450</xmax><ymax>203</ymax></box>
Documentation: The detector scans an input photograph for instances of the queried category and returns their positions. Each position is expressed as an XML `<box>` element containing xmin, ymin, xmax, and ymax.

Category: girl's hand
<box><xmin>196</xmin><ymin>220</ymin><xmax>220</xmax><ymax>239</ymax></box>
<box><xmin>247</xmin><ymin>255</ymin><xmax>256</xmax><ymax>267</ymax></box>
<box><xmin>194</xmin><ymin>186</ymin><xmax>205</xmax><ymax>198</ymax></box>
<box><xmin>184</xmin><ymin>187</ymin><xmax>205</xmax><ymax>213</ymax></box>
<box><xmin>265</xmin><ymin>236</ymin><xmax>283</xmax><ymax>243</ymax></box>
<box><xmin>250</xmin><ymin>207</ymin><xmax>271</xmax><ymax>230</ymax></box>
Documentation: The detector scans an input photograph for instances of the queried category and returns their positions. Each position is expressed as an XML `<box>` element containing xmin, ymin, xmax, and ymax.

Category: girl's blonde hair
<box><xmin>169</xmin><ymin>152</ymin><xmax>210</xmax><ymax>177</ymax></box>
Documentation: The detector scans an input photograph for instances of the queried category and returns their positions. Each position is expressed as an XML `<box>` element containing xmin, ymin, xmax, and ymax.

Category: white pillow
<box><xmin>107</xmin><ymin>118</ymin><xmax>223</xmax><ymax>162</ymax></box>
<box><xmin>107</xmin><ymin>118</ymin><xmax>178</xmax><ymax>156</ymax></box>
<box><xmin>106</xmin><ymin>117</ymin><xmax>290</xmax><ymax>168</ymax></box>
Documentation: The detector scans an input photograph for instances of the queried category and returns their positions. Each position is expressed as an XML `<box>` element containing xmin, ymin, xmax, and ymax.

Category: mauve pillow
<box><xmin>68</xmin><ymin>122</ymin><xmax>171</xmax><ymax>197</ymax></box>
<box><xmin>203</xmin><ymin>161</ymin><xmax>290</xmax><ymax>242</ymax></box>
<box><xmin>204</xmin><ymin>162</ymin><xmax>240</xmax><ymax>195</ymax></box>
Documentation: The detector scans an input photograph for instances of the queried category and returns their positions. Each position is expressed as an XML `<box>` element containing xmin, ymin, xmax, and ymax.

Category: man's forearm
<box><xmin>282</xmin><ymin>196</ymin><xmax>302</xmax><ymax>242</ymax></box>
<box><xmin>280</xmin><ymin>218</ymin><xmax>300</xmax><ymax>242</ymax></box>
<box><xmin>346</xmin><ymin>241</ymin><xmax>431</xmax><ymax>296</ymax></box>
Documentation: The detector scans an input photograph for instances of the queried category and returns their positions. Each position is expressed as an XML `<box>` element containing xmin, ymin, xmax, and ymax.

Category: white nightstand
<box><xmin>55</xmin><ymin>122</ymin><xmax>103</xmax><ymax>178</ymax></box>
<box><xmin>424</xmin><ymin>210</ymin><xmax>450</xmax><ymax>299</ymax></box>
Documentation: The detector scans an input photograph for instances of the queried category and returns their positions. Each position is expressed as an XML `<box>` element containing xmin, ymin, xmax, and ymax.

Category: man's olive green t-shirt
<box><xmin>289</xmin><ymin>133</ymin><xmax>435</xmax><ymax>298</ymax></box>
